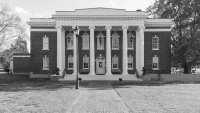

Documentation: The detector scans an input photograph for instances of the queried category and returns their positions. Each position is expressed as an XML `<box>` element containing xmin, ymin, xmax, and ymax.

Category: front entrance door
<box><xmin>96</xmin><ymin>54</ymin><xmax>105</xmax><ymax>75</ymax></box>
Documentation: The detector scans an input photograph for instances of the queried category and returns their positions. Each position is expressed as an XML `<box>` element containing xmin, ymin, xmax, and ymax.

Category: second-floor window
<box><xmin>152</xmin><ymin>35</ymin><xmax>159</xmax><ymax>50</ymax></box>
<box><xmin>43</xmin><ymin>35</ymin><xmax>49</xmax><ymax>50</ymax></box>
<box><xmin>97</xmin><ymin>33</ymin><xmax>104</xmax><ymax>50</ymax></box>
<box><xmin>67</xmin><ymin>33</ymin><xmax>73</xmax><ymax>49</ymax></box>
<box><xmin>82</xmin><ymin>33</ymin><xmax>89</xmax><ymax>50</ymax></box>
<box><xmin>112</xmin><ymin>33</ymin><xmax>119</xmax><ymax>49</ymax></box>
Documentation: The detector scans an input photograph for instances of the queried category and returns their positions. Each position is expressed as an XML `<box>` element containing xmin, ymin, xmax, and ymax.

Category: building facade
<box><xmin>28</xmin><ymin>8</ymin><xmax>173</xmax><ymax>80</ymax></box>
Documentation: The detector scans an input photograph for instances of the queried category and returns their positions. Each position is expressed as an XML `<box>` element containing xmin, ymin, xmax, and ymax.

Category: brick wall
<box><xmin>30</xmin><ymin>31</ymin><xmax>57</xmax><ymax>74</ymax></box>
<box><xmin>144</xmin><ymin>32</ymin><xmax>171</xmax><ymax>74</ymax></box>
<box><xmin>13</xmin><ymin>57</ymin><xmax>30</xmax><ymax>73</ymax></box>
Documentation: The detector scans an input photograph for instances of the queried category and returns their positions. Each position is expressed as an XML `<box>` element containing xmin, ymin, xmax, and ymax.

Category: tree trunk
<box><xmin>183</xmin><ymin>62</ymin><xmax>191</xmax><ymax>74</ymax></box>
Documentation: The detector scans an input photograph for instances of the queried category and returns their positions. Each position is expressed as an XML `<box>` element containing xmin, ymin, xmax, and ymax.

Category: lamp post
<box><xmin>73</xmin><ymin>25</ymin><xmax>79</xmax><ymax>89</ymax></box>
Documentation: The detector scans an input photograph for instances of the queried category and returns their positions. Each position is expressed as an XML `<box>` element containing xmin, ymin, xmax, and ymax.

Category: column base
<box><xmin>122</xmin><ymin>73</ymin><xmax>129</xmax><ymax>75</ymax></box>
<box><xmin>105</xmin><ymin>72</ymin><xmax>112</xmax><ymax>75</ymax></box>
<box><xmin>89</xmin><ymin>72</ymin><xmax>96</xmax><ymax>75</ymax></box>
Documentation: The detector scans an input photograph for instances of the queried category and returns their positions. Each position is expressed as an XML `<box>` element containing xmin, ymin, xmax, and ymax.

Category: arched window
<box><xmin>127</xmin><ymin>33</ymin><xmax>134</xmax><ymax>49</ymax></box>
<box><xmin>152</xmin><ymin>35</ymin><xmax>159</xmax><ymax>50</ymax></box>
<box><xmin>82</xmin><ymin>33</ymin><xmax>89</xmax><ymax>50</ymax></box>
<box><xmin>96</xmin><ymin>33</ymin><xmax>105</xmax><ymax>50</ymax></box>
<box><xmin>66</xmin><ymin>33</ymin><xmax>73</xmax><ymax>49</ymax></box>
<box><xmin>112</xmin><ymin>33</ymin><xmax>119</xmax><ymax>49</ymax></box>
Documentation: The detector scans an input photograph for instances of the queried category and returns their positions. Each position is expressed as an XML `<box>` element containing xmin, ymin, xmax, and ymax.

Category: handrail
<box><xmin>62</xmin><ymin>69</ymin><xmax>66</xmax><ymax>79</ymax></box>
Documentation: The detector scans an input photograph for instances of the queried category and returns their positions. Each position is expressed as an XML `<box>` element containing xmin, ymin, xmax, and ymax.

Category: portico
<box><xmin>56</xmin><ymin>24</ymin><xmax>144</xmax><ymax>77</ymax></box>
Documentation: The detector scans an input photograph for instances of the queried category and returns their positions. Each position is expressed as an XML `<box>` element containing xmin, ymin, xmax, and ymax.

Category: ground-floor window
<box><xmin>128</xmin><ymin>55</ymin><xmax>133</xmax><ymax>69</ymax></box>
<box><xmin>43</xmin><ymin>55</ymin><xmax>49</xmax><ymax>70</ymax></box>
<box><xmin>152</xmin><ymin>55</ymin><xmax>159</xmax><ymax>70</ymax></box>
<box><xmin>68</xmin><ymin>55</ymin><xmax>73</xmax><ymax>69</ymax></box>
<box><xmin>83</xmin><ymin>55</ymin><xmax>89</xmax><ymax>69</ymax></box>
<box><xmin>112</xmin><ymin>55</ymin><xmax>118</xmax><ymax>69</ymax></box>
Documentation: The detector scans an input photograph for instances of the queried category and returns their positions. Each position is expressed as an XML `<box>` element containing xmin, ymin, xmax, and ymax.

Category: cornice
<box><xmin>145</xmin><ymin>22</ymin><xmax>173</xmax><ymax>27</ymax></box>
<box><xmin>52</xmin><ymin>16</ymin><xmax>146</xmax><ymax>20</ymax></box>
<box><xmin>27</xmin><ymin>22</ymin><xmax>55</xmax><ymax>27</ymax></box>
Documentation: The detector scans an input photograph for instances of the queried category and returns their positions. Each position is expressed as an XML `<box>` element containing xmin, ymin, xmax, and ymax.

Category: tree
<box><xmin>0</xmin><ymin>37</ymin><xmax>28</xmax><ymax>67</ymax></box>
<box><xmin>0</xmin><ymin>2</ymin><xmax>23</xmax><ymax>51</ymax></box>
<box><xmin>147</xmin><ymin>0</ymin><xmax>200</xmax><ymax>73</ymax></box>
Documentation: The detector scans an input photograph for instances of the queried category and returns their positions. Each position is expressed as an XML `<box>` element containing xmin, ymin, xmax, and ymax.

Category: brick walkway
<box><xmin>67</xmin><ymin>82</ymin><xmax>132</xmax><ymax>113</ymax></box>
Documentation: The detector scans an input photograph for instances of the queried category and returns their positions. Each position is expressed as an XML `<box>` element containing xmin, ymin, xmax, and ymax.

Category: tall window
<box><xmin>112</xmin><ymin>55</ymin><xmax>118</xmax><ymax>69</ymax></box>
<box><xmin>68</xmin><ymin>55</ymin><xmax>73</xmax><ymax>69</ymax></box>
<box><xmin>82</xmin><ymin>33</ymin><xmax>89</xmax><ymax>50</ymax></box>
<box><xmin>152</xmin><ymin>35</ymin><xmax>159</xmax><ymax>50</ymax></box>
<box><xmin>112</xmin><ymin>33</ymin><xmax>119</xmax><ymax>49</ymax></box>
<box><xmin>152</xmin><ymin>55</ymin><xmax>159</xmax><ymax>70</ymax></box>
<box><xmin>128</xmin><ymin>55</ymin><xmax>133</xmax><ymax>69</ymax></box>
<box><xmin>43</xmin><ymin>55</ymin><xmax>49</xmax><ymax>70</ymax></box>
<box><xmin>67</xmin><ymin>33</ymin><xmax>73</xmax><ymax>49</ymax></box>
<box><xmin>127</xmin><ymin>33</ymin><xmax>134</xmax><ymax>49</ymax></box>
<box><xmin>83</xmin><ymin>55</ymin><xmax>89</xmax><ymax>69</ymax></box>
<box><xmin>43</xmin><ymin>35</ymin><xmax>49</xmax><ymax>50</ymax></box>
<box><xmin>97</xmin><ymin>33</ymin><xmax>104</xmax><ymax>50</ymax></box>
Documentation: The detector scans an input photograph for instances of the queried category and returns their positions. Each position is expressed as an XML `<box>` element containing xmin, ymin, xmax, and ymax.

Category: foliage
<box><xmin>147</xmin><ymin>0</ymin><xmax>200</xmax><ymax>73</ymax></box>
<box><xmin>0</xmin><ymin>37</ymin><xmax>28</xmax><ymax>67</ymax></box>
<box><xmin>0</xmin><ymin>2</ymin><xmax>29</xmax><ymax>51</ymax></box>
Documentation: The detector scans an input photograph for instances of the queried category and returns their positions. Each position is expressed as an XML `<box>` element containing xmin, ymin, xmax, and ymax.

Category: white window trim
<box><xmin>112</xmin><ymin>56</ymin><xmax>118</xmax><ymax>69</ymax></box>
<box><xmin>66</xmin><ymin>33</ymin><xmax>74</xmax><ymax>50</ymax></box>
<box><xmin>42</xmin><ymin>35</ymin><xmax>49</xmax><ymax>50</ymax></box>
<box><xmin>83</xmin><ymin>55</ymin><xmax>89</xmax><ymax>69</ymax></box>
<box><xmin>112</xmin><ymin>33</ymin><xmax>120</xmax><ymax>50</ymax></box>
<box><xmin>68</xmin><ymin>55</ymin><xmax>73</xmax><ymax>70</ymax></box>
<box><xmin>152</xmin><ymin>55</ymin><xmax>159</xmax><ymax>70</ymax></box>
<box><xmin>42</xmin><ymin>55</ymin><xmax>49</xmax><ymax>70</ymax></box>
<box><xmin>152</xmin><ymin>35</ymin><xmax>159</xmax><ymax>50</ymax></box>
<box><xmin>127</xmin><ymin>33</ymin><xmax>134</xmax><ymax>50</ymax></box>
<box><xmin>82</xmin><ymin>33</ymin><xmax>90</xmax><ymax>50</ymax></box>
<box><xmin>96</xmin><ymin>33</ymin><xmax>105</xmax><ymax>50</ymax></box>
<box><xmin>128</xmin><ymin>55</ymin><xmax>134</xmax><ymax>70</ymax></box>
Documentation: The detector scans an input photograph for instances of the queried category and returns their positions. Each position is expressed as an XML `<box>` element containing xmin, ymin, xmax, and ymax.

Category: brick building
<box><xmin>27</xmin><ymin>8</ymin><xmax>173</xmax><ymax>80</ymax></box>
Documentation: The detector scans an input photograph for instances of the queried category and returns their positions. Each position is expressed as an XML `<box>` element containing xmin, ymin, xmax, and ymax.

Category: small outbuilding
<box><xmin>10</xmin><ymin>53</ymin><xmax>30</xmax><ymax>75</ymax></box>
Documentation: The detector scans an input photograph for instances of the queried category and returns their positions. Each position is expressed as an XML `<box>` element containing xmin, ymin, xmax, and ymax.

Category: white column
<box><xmin>56</xmin><ymin>26</ymin><xmax>63</xmax><ymax>75</ymax></box>
<box><xmin>122</xmin><ymin>25</ymin><xmax>129</xmax><ymax>75</ymax></box>
<box><xmin>72</xmin><ymin>26</ymin><xmax>77</xmax><ymax>75</ymax></box>
<box><xmin>105</xmin><ymin>26</ymin><xmax>112</xmax><ymax>75</ymax></box>
<box><xmin>139</xmin><ymin>26</ymin><xmax>145</xmax><ymax>74</ymax></box>
<box><xmin>89</xmin><ymin>26</ymin><xmax>95</xmax><ymax>75</ymax></box>
<box><xmin>61</xmin><ymin>29</ymin><xmax>65</xmax><ymax>72</ymax></box>
<box><xmin>136</xmin><ymin>28</ymin><xmax>140</xmax><ymax>74</ymax></box>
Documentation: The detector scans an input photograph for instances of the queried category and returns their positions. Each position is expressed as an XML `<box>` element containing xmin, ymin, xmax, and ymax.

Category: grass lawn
<box><xmin>0</xmin><ymin>74</ymin><xmax>89</xmax><ymax>113</ymax></box>
<box><xmin>112</xmin><ymin>82</ymin><xmax>200</xmax><ymax>113</ymax></box>
<box><xmin>1</xmin><ymin>74</ymin><xmax>200</xmax><ymax>113</ymax></box>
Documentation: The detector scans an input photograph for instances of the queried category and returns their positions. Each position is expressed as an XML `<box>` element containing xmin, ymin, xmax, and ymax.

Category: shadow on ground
<box><xmin>111</xmin><ymin>81</ymin><xmax>200</xmax><ymax>88</ymax></box>
<box><xmin>0</xmin><ymin>74</ymin><xmax>89</xmax><ymax>92</ymax></box>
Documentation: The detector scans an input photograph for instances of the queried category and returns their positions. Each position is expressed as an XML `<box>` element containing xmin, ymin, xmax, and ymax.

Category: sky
<box><xmin>1</xmin><ymin>0</ymin><xmax>156</xmax><ymax>51</ymax></box>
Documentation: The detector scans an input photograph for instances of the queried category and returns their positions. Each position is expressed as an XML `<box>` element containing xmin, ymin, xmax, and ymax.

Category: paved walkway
<box><xmin>67</xmin><ymin>82</ymin><xmax>132</xmax><ymax>113</ymax></box>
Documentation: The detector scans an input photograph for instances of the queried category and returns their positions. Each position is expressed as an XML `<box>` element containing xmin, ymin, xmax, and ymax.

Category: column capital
<box><xmin>122</xmin><ymin>25</ymin><xmax>128</xmax><ymax>30</ymax></box>
<box><xmin>55</xmin><ymin>26</ymin><xmax>62</xmax><ymax>30</ymax></box>
<box><xmin>138</xmin><ymin>26</ymin><xmax>145</xmax><ymax>29</ymax></box>
<box><xmin>89</xmin><ymin>26</ymin><xmax>95</xmax><ymax>30</ymax></box>
<box><xmin>105</xmin><ymin>26</ymin><xmax>112</xmax><ymax>30</ymax></box>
